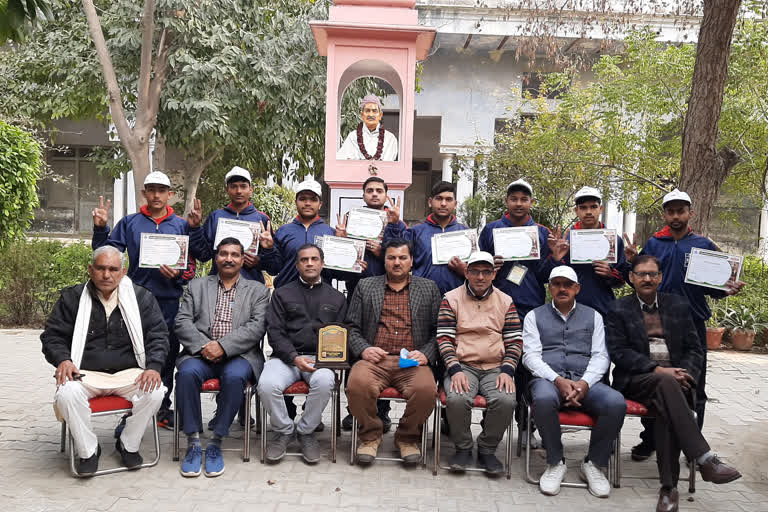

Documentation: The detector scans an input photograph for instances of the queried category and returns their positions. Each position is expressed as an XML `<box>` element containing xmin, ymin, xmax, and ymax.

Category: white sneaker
<box><xmin>539</xmin><ymin>461</ymin><xmax>567</xmax><ymax>496</ymax></box>
<box><xmin>579</xmin><ymin>460</ymin><xmax>611</xmax><ymax>498</ymax></box>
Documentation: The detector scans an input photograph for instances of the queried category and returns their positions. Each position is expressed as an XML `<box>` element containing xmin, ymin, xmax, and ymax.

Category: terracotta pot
<box><xmin>706</xmin><ymin>327</ymin><xmax>726</xmax><ymax>350</ymax></box>
<box><xmin>730</xmin><ymin>328</ymin><xmax>756</xmax><ymax>351</ymax></box>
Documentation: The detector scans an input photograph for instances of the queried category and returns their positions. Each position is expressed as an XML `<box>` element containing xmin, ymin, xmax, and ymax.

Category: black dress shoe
<box><xmin>77</xmin><ymin>444</ymin><xmax>101</xmax><ymax>476</ymax></box>
<box><xmin>342</xmin><ymin>414</ymin><xmax>353</xmax><ymax>431</ymax></box>
<box><xmin>699</xmin><ymin>455</ymin><xmax>742</xmax><ymax>484</ymax></box>
<box><xmin>477</xmin><ymin>452</ymin><xmax>505</xmax><ymax>476</ymax></box>
<box><xmin>656</xmin><ymin>487</ymin><xmax>679</xmax><ymax>512</ymax></box>
<box><xmin>448</xmin><ymin>449</ymin><xmax>473</xmax><ymax>471</ymax></box>
<box><xmin>115</xmin><ymin>439</ymin><xmax>143</xmax><ymax>469</ymax></box>
<box><xmin>631</xmin><ymin>440</ymin><xmax>655</xmax><ymax>461</ymax></box>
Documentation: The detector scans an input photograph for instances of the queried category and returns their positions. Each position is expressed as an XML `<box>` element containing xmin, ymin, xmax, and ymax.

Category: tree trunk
<box><xmin>679</xmin><ymin>0</ymin><xmax>741</xmax><ymax>236</ymax></box>
<box><xmin>183</xmin><ymin>160</ymin><xmax>205</xmax><ymax>215</ymax></box>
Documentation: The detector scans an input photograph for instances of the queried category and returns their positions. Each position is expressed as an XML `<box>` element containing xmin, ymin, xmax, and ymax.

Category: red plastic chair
<box><xmin>59</xmin><ymin>396</ymin><xmax>160</xmax><ymax>477</ymax></box>
<box><xmin>172</xmin><ymin>378</ymin><xmax>256</xmax><ymax>462</ymax></box>
<box><xmin>432</xmin><ymin>388</ymin><xmax>515</xmax><ymax>479</ymax></box>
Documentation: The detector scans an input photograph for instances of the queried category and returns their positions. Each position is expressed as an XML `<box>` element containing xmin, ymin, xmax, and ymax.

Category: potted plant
<box><xmin>721</xmin><ymin>305</ymin><xmax>768</xmax><ymax>351</ymax></box>
<box><xmin>705</xmin><ymin>301</ymin><xmax>726</xmax><ymax>350</ymax></box>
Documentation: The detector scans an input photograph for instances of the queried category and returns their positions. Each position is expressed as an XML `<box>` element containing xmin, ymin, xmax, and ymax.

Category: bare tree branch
<box><xmin>136</xmin><ymin>0</ymin><xmax>156</xmax><ymax>135</ymax></box>
<box><xmin>81</xmin><ymin>0</ymin><xmax>134</xmax><ymax>149</ymax></box>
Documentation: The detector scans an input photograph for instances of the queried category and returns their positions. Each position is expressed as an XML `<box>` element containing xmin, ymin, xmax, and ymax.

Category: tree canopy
<box><xmin>485</xmin><ymin>24</ymin><xmax>768</xmax><ymax>231</ymax></box>
<box><xmin>0</xmin><ymin>120</ymin><xmax>42</xmax><ymax>248</ymax></box>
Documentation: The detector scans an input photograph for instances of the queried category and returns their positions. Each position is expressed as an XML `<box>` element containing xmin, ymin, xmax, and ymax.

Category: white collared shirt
<box><xmin>336</xmin><ymin>123</ymin><xmax>399</xmax><ymax>161</ymax></box>
<box><xmin>522</xmin><ymin>301</ymin><xmax>609</xmax><ymax>388</ymax></box>
<box><xmin>637</xmin><ymin>293</ymin><xmax>659</xmax><ymax>310</ymax></box>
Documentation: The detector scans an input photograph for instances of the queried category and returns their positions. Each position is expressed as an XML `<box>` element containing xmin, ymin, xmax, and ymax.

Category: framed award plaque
<box><xmin>315</xmin><ymin>325</ymin><xmax>349</xmax><ymax>369</ymax></box>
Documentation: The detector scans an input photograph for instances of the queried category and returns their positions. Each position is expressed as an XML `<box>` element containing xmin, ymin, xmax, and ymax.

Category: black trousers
<box><xmin>639</xmin><ymin>319</ymin><xmax>707</xmax><ymax>446</ymax></box>
<box><xmin>623</xmin><ymin>371</ymin><xmax>710</xmax><ymax>488</ymax></box>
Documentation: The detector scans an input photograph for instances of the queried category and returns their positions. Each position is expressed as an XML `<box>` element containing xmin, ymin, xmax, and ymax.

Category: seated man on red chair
<box><xmin>438</xmin><ymin>251</ymin><xmax>522</xmax><ymax>475</ymax></box>
<box><xmin>41</xmin><ymin>246</ymin><xmax>169</xmax><ymax>476</ymax></box>
<box><xmin>523</xmin><ymin>265</ymin><xmax>626</xmax><ymax>498</ymax></box>
<box><xmin>174</xmin><ymin>237</ymin><xmax>269</xmax><ymax>478</ymax></box>
<box><xmin>345</xmin><ymin>238</ymin><xmax>441</xmax><ymax>466</ymax></box>
<box><xmin>606</xmin><ymin>254</ymin><xmax>741</xmax><ymax>512</ymax></box>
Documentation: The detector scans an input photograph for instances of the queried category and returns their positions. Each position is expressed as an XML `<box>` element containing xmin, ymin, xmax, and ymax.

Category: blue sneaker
<box><xmin>204</xmin><ymin>443</ymin><xmax>225</xmax><ymax>477</ymax></box>
<box><xmin>180</xmin><ymin>444</ymin><xmax>202</xmax><ymax>477</ymax></box>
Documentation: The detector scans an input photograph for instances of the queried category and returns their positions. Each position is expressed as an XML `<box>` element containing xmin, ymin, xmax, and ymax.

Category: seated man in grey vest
<box><xmin>438</xmin><ymin>251</ymin><xmax>522</xmax><ymax>475</ymax></box>
<box><xmin>523</xmin><ymin>266</ymin><xmax>626</xmax><ymax>498</ymax></box>
<box><xmin>259</xmin><ymin>243</ymin><xmax>347</xmax><ymax>464</ymax></box>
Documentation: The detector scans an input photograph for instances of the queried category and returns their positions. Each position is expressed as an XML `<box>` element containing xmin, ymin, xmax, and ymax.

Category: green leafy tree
<box><xmin>0</xmin><ymin>119</ymin><xmax>42</xmax><ymax>248</ymax></box>
<box><xmin>0</xmin><ymin>0</ymin><xmax>53</xmax><ymax>44</ymax></box>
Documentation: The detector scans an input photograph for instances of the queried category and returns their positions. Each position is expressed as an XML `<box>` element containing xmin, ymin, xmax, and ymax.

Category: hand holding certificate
<box><xmin>431</xmin><ymin>229</ymin><xmax>478</xmax><ymax>265</ymax></box>
<box><xmin>214</xmin><ymin>218</ymin><xmax>262</xmax><ymax>256</ymax></box>
<box><xmin>344</xmin><ymin>207</ymin><xmax>388</xmax><ymax>240</ymax></box>
<box><xmin>569</xmin><ymin>229</ymin><xmax>618</xmax><ymax>264</ymax></box>
<box><xmin>684</xmin><ymin>248</ymin><xmax>743</xmax><ymax>291</ymax></box>
<box><xmin>139</xmin><ymin>233</ymin><xmax>189</xmax><ymax>269</ymax></box>
<box><xmin>315</xmin><ymin>235</ymin><xmax>366</xmax><ymax>273</ymax></box>
<box><xmin>493</xmin><ymin>226</ymin><xmax>540</xmax><ymax>261</ymax></box>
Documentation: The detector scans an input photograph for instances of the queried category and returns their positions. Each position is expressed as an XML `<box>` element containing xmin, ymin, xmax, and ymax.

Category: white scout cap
<box><xmin>225</xmin><ymin>166</ymin><xmax>251</xmax><ymax>184</ymax></box>
<box><xmin>467</xmin><ymin>251</ymin><xmax>495</xmax><ymax>267</ymax></box>
<box><xmin>295</xmin><ymin>178</ymin><xmax>323</xmax><ymax>198</ymax></box>
<box><xmin>662</xmin><ymin>189</ymin><xmax>691</xmax><ymax>206</ymax></box>
<box><xmin>143</xmin><ymin>171</ymin><xmax>171</xmax><ymax>188</ymax></box>
<box><xmin>574</xmin><ymin>186</ymin><xmax>602</xmax><ymax>203</ymax></box>
<box><xmin>549</xmin><ymin>265</ymin><xmax>579</xmax><ymax>284</ymax></box>
<box><xmin>506</xmin><ymin>178</ymin><xmax>533</xmax><ymax>196</ymax></box>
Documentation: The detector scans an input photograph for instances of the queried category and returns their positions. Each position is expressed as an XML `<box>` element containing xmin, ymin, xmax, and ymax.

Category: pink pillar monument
<box><xmin>310</xmin><ymin>0</ymin><xmax>435</xmax><ymax>222</ymax></box>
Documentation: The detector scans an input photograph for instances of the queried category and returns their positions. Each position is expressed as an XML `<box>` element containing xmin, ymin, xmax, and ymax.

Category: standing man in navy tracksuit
<box><xmin>382</xmin><ymin>181</ymin><xmax>469</xmax><ymax>295</ymax></box>
<box><xmin>478</xmin><ymin>178</ymin><xmax>569</xmax><ymax>444</ymax></box>
<box><xmin>563</xmin><ymin>187</ymin><xmax>626</xmax><ymax>318</ymax></box>
<box><xmin>624</xmin><ymin>189</ymin><xmax>745</xmax><ymax>461</ymax></box>
<box><xmin>187</xmin><ymin>166</ymin><xmax>280</xmax><ymax>283</ymax></box>
<box><xmin>92</xmin><ymin>171</ymin><xmax>195</xmax><ymax>429</ymax></box>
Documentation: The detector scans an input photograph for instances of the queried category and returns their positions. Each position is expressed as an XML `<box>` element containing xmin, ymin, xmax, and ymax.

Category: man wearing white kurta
<box><xmin>336</xmin><ymin>94</ymin><xmax>398</xmax><ymax>161</ymax></box>
<box><xmin>41</xmin><ymin>246</ymin><xmax>169</xmax><ymax>475</ymax></box>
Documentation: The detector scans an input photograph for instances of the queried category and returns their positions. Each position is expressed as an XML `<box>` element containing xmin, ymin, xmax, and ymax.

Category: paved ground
<box><xmin>2</xmin><ymin>329</ymin><xmax>767</xmax><ymax>511</ymax></box>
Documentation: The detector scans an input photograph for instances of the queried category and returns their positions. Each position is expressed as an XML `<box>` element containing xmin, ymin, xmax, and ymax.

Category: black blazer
<box><xmin>605</xmin><ymin>292</ymin><xmax>704</xmax><ymax>393</ymax></box>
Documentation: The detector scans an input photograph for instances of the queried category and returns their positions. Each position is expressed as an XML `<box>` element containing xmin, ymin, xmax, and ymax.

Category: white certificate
<box><xmin>492</xmin><ymin>226</ymin><xmax>540</xmax><ymax>261</ymax></box>
<box><xmin>570</xmin><ymin>229</ymin><xmax>618</xmax><ymax>264</ymax></box>
<box><xmin>431</xmin><ymin>229</ymin><xmax>478</xmax><ymax>265</ymax></box>
<box><xmin>214</xmin><ymin>218</ymin><xmax>262</xmax><ymax>256</ymax></box>
<box><xmin>684</xmin><ymin>248</ymin><xmax>742</xmax><ymax>291</ymax></box>
<box><xmin>139</xmin><ymin>233</ymin><xmax>189</xmax><ymax>270</ymax></box>
<box><xmin>345</xmin><ymin>207</ymin><xmax>387</xmax><ymax>240</ymax></box>
<box><xmin>315</xmin><ymin>235</ymin><xmax>365</xmax><ymax>273</ymax></box>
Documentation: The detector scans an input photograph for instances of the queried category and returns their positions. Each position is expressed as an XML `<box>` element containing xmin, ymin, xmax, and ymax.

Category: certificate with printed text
<box><xmin>570</xmin><ymin>229</ymin><xmax>618</xmax><ymax>264</ymax></box>
<box><xmin>431</xmin><ymin>229</ymin><xmax>479</xmax><ymax>265</ymax></box>
<box><xmin>214</xmin><ymin>218</ymin><xmax>262</xmax><ymax>256</ymax></box>
<box><xmin>139</xmin><ymin>233</ymin><xmax>189</xmax><ymax>269</ymax></box>
<box><xmin>684</xmin><ymin>248</ymin><xmax>742</xmax><ymax>291</ymax></box>
<box><xmin>493</xmin><ymin>226</ymin><xmax>540</xmax><ymax>261</ymax></box>
<box><xmin>315</xmin><ymin>235</ymin><xmax>366</xmax><ymax>273</ymax></box>
<box><xmin>345</xmin><ymin>207</ymin><xmax>388</xmax><ymax>240</ymax></box>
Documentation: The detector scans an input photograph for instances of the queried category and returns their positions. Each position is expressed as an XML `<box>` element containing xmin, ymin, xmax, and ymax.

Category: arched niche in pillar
<box><xmin>337</xmin><ymin>59</ymin><xmax>402</xmax><ymax>162</ymax></box>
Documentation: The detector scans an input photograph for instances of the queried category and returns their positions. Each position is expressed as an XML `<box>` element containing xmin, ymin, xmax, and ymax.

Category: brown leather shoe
<box><xmin>395</xmin><ymin>440</ymin><xmax>421</xmax><ymax>465</ymax></box>
<box><xmin>698</xmin><ymin>455</ymin><xmax>742</xmax><ymax>484</ymax></box>
<box><xmin>656</xmin><ymin>487</ymin><xmax>679</xmax><ymax>512</ymax></box>
<box><xmin>356</xmin><ymin>438</ymin><xmax>381</xmax><ymax>466</ymax></box>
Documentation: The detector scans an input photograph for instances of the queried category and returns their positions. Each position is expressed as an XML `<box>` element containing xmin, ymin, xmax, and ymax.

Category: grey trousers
<box><xmin>443</xmin><ymin>364</ymin><xmax>517</xmax><ymax>454</ymax></box>
<box><xmin>257</xmin><ymin>358</ymin><xmax>335</xmax><ymax>435</ymax></box>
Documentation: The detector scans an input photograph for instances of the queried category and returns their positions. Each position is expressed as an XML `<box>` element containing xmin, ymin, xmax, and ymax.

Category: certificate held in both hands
<box><xmin>492</xmin><ymin>226</ymin><xmax>540</xmax><ymax>261</ymax></box>
<box><xmin>431</xmin><ymin>229</ymin><xmax>479</xmax><ymax>265</ymax></box>
<box><xmin>569</xmin><ymin>229</ymin><xmax>618</xmax><ymax>264</ymax></box>
<box><xmin>139</xmin><ymin>233</ymin><xmax>189</xmax><ymax>269</ymax></box>
<box><xmin>214</xmin><ymin>218</ymin><xmax>263</xmax><ymax>256</ymax></box>
<box><xmin>315</xmin><ymin>325</ymin><xmax>349</xmax><ymax>369</ymax></box>
<box><xmin>314</xmin><ymin>235</ymin><xmax>366</xmax><ymax>273</ymax></box>
<box><xmin>684</xmin><ymin>248</ymin><xmax>743</xmax><ymax>291</ymax></box>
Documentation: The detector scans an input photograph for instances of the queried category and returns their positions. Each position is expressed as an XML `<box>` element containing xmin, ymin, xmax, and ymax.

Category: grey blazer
<box><xmin>175</xmin><ymin>275</ymin><xmax>269</xmax><ymax>377</ymax></box>
<box><xmin>345</xmin><ymin>275</ymin><xmax>441</xmax><ymax>365</ymax></box>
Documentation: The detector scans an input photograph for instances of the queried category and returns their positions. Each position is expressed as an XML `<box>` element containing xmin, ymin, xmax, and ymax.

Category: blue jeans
<box><xmin>530</xmin><ymin>378</ymin><xmax>626</xmax><ymax>467</ymax></box>
<box><xmin>157</xmin><ymin>298</ymin><xmax>180</xmax><ymax>412</ymax></box>
<box><xmin>177</xmin><ymin>357</ymin><xmax>254</xmax><ymax>438</ymax></box>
